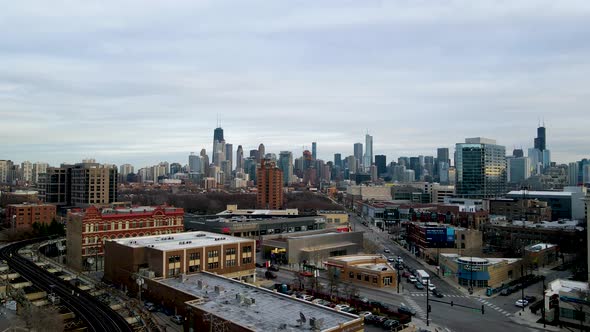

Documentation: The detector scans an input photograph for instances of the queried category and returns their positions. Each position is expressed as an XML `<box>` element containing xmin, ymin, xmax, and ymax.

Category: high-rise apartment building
<box><xmin>508</xmin><ymin>157</ymin><xmax>531</xmax><ymax>184</ymax></box>
<box><xmin>256</xmin><ymin>159</ymin><xmax>283</xmax><ymax>209</ymax></box>
<box><xmin>353</xmin><ymin>143</ymin><xmax>363</xmax><ymax>168</ymax></box>
<box><xmin>568</xmin><ymin>162</ymin><xmax>579</xmax><ymax>186</ymax></box>
<box><xmin>236</xmin><ymin>145</ymin><xmax>244</xmax><ymax>171</ymax></box>
<box><xmin>312</xmin><ymin>142</ymin><xmax>317</xmax><ymax>160</ymax></box>
<box><xmin>38</xmin><ymin>166</ymin><xmax>72</xmax><ymax>206</ymax></box>
<box><xmin>170</xmin><ymin>163</ymin><xmax>182</xmax><ymax>175</ymax></box>
<box><xmin>347</xmin><ymin>155</ymin><xmax>357</xmax><ymax>174</ymax></box>
<box><xmin>225</xmin><ymin>143</ymin><xmax>233</xmax><ymax>173</ymax></box>
<box><xmin>32</xmin><ymin>162</ymin><xmax>49</xmax><ymax>184</ymax></box>
<box><xmin>456</xmin><ymin>137</ymin><xmax>507</xmax><ymax>198</ymax></box>
<box><xmin>375</xmin><ymin>155</ymin><xmax>387</xmax><ymax>176</ymax></box>
<box><xmin>334</xmin><ymin>153</ymin><xmax>342</xmax><ymax>169</ymax></box>
<box><xmin>71</xmin><ymin>162</ymin><xmax>118</xmax><ymax>207</ymax></box>
<box><xmin>119</xmin><ymin>164</ymin><xmax>134</xmax><ymax>178</ymax></box>
<box><xmin>278</xmin><ymin>151</ymin><xmax>293</xmax><ymax>185</ymax></box>
<box><xmin>363</xmin><ymin>134</ymin><xmax>373</xmax><ymax>170</ymax></box>
<box><xmin>257</xmin><ymin>144</ymin><xmax>265</xmax><ymax>164</ymax></box>
<box><xmin>20</xmin><ymin>161</ymin><xmax>33</xmax><ymax>183</ymax></box>
<box><xmin>0</xmin><ymin>160</ymin><xmax>14</xmax><ymax>184</ymax></box>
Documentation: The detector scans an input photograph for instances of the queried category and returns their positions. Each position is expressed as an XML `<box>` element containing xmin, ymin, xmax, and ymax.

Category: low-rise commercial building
<box><xmin>6</xmin><ymin>203</ymin><xmax>56</xmax><ymax>230</ymax></box>
<box><xmin>144</xmin><ymin>272</ymin><xmax>364</xmax><ymax>332</ymax></box>
<box><xmin>217</xmin><ymin>204</ymin><xmax>298</xmax><ymax>216</ymax></box>
<box><xmin>439</xmin><ymin>254</ymin><xmax>523</xmax><ymax>288</ymax></box>
<box><xmin>66</xmin><ymin>205</ymin><xmax>184</xmax><ymax>271</ymax></box>
<box><xmin>261</xmin><ymin>229</ymin><xmax>363</xmax><ymax>267</ymax></box>
<box><xmin>317</xmin><ymin>210</ymin><xmax>349</xmax><ymax>225</ymax></box>
<box><xmin>524</xmin><ymin>243</ymin><xmax>558</xmax><ymax>269</ymax></box>
<box><xmin>104</xmin><ymin>232</ymin><xmax>256</xmax><ymax>296</ymax></box>
<box><xmin>185</xmin><ymin>215</ymin><xmax>327</xmax><ymax>242</ymax></box>
<box><xmin>325</xmin><ymin>255</ymin><xmax>397</xmax><ymax>289</ymax></box>
<box><xmin>405</xmin><ymin>222</ymin><xmax>483</xmax><ymax>262</ymax></box>
<box><xmin>545</xmin><ymin>279</ymin><xmax>590</xmax><ymax>327</ymax></box>
<box><xmin>506</xmin><ymin>187</ymin><xmax>587</xmax><ymax>220</ymax></box>
<box><xmin>489</xmin><ymin>198</ymin><xmax>552</xmax><ymax>222</ymax></box>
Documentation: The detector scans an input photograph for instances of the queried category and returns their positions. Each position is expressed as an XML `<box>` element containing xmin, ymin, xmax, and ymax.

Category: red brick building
<box><xmin>6</xmin><ymin>203</ymin><xmax>56</xmax><ymax>229</ymax></box>
<box><xmin>66</xmin><ymin>205</ymin><xmax>184</xmax><ymax>271</ymax></box>
<box><xmin>256</xmin><ymin>159</ymin><xmax>283</xmax><ymax>209</ymax></box>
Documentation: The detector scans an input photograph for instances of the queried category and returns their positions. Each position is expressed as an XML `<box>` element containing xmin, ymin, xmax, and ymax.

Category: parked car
<box><xmin>500</xmin><ymin>288</ymin><xmax>511</xmax><ymax>296</ymax></box>
<box><xmin>265</xmin><ymin>271</ymin><xmax>277</xmax><ymax>279</ymax></box>
<box><xmin>428</xmin><ymin>283</ymin><xmax>436</xmax><ymax>291</ymax></box>
<box><xmin>373</xmin><ymin>316</ymin><xmax>388</xmax><ymax>327</ymax></box>
<box><xmin>335</xmin><ymin>304</ymin><xmax>350</xmax><ymax>311</ymax></box>
<box><xmin>170</xmin><ymin>315</ymin><xmax>183</xmax><ymax>324</ymax></box>
<box><xmin>414</xmin><ymin>281</ymin><xmax>425</xmax><ymax>290</ymax></box>
<box><xmin>432</xmin><ymin>289</ymin><xmax>444</xmax><ymax>298</ymax></box>
<box><xmin>384</xmin><ymin>249</ymin><xmax>391</xmax><ymax>253</ymax></box>
<box><xmin>524</xmin><ymin>296</ymin><xmax>537</xmax><ymax>303</ymax></box>
<box><xmin>144</xmin><ymin>302</ymin><xmax>156</xmax><ymax>312</ymax></box>
<box><xmin>408</xmin><ymin>276</ymin><xmax>418</xmax><ymax>283</ymax></box>
<box><xmin>515</xmin><ymin>299</ymin><xmax>529</xmax><ymax>308</ymax></box>
<box><xmin>255</xmin><ymin>262</ymin><xmax>265</xmax><ymax>268</ymax></box>
<box><xmin>398</xmin><ymin>305</ymin><xmax>417</xmax><ymax>316</ymax></box>
<box><xmin>388</xmin><ymin>257</ymin><xmax>396</xmax><ymax>263</ymax></box>
<box><xmin>299</xmin><ymin>271</ymin><xmax>313</xmax><ymax>277</ymax></box>
<box><xmin>299</xmin><ymin>294</ymin><xmax>314</xmax><ymax>302</ymax></box>
<box><xmin>383</xmin><ymin>319</ymin><xmax>400</xmax><ymax>329</ymax></box>
<box><xmin>358</xmin><ymin>311</ymin><xmax>373</xmax><ymax>318</ymax></box>
<box><xmin>268</xmin><ymin>265</ymin><xmax>280</xmax><ymax>272</ymax></box>
<box><xmin>402</xmin><ymin>271</ymin><xmax>411</xmax><ymax>278</ymax></box>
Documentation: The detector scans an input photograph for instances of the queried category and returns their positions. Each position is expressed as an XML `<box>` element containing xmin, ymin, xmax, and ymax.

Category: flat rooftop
<box><xmin>507</xmin><ymin>190</ymin><xmax>574</xmax><ymax>197</ymax></box>
<box><xmin>109</xmin><ymin>231</ymin><xmax>253</xmax><ymax>251</ymax></box>
<box><xmin>160</xmin><ymin>272</ymin><xmax>360</xmax><ymax>331</ymax></box>
<box><xmin>526</xmin><ymin>243</ymin><xmax>557</xmax><ymax>252</ymax></box>
<box><xmin>547</xmin><ymin>279</ymin><xmax>589</xmax><ymax>296</ymax></box>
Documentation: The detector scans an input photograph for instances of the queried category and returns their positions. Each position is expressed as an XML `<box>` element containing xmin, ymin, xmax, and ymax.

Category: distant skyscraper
<box><xmin>508</xmin><ymin>157</ymin><xmax>531</xmax><ymax>184</ymax></box>
<box><xmin>353</xmin><ymin>143</ymin><xmax>363</xmax><ymax>167</ymax></box>
<box><xmin>375</xmin><ymin>155</ymin><xmax>387</xmax><ymax>176</ymax></box>
<box><xmin>456</xmin><ymin>137</ymin><xmax>506</xmax><ymax>198</ymax></box>
<box><xmin>21</xmin><ymin>161</ymin><xmax>32</xmax><ymax>182</ymax></box>
<box><xmin>346</xmin><ymin>155</ymin><xmax>356</xmax><ymax>174</ymax></box>
<box><xmin>512</xmin><ymin>149</ymin><xmax>524</xmax><ymax>158</ymax></box>
<box><xmin>258</xmin><ymin>144</ymin><xmax>265</xmax><ymax>163</ymax></box>
<box><xmin>437</xmin><ymin>148</ymin><xmax>450</xmax><ymax>165</ymax></box>
<box><xmin>278</xmin><ymin>151</ymin><xmax>293</xmax><ymax>185</ymax></box>
<box><xmin>32</xmin><ymin>162</ymin><xmax>49</xmax><ymax>184</ymax></box>
<box><xmin>212</xmin><ymin>127</ymin><xmax>224</xmax><ymax>165</ymax></box>
<box><xmin>236</xmin><ymin>145</ymin><xmax>244</xmax><ymax>171</ymax></box>
<box><xmin>409</xmin><ymin>157</ymin><xmax>421</xmax><ymax>180</ymax></box>
<box><xmin>119</xmin><ymin>164</ymin><xmax>134</xmax><ymax>177</ymax></box>
<box><xmin>529</xmin><ymin>125</ymin><xmax>550</xmax><ymax>173</ymax></box>
<box><xmin>534</xmin><ymin>126</ymin><xmax>546</xmax><ymax>151</ymax></box>
<box><xmin>249</xmin><ymin>149</ymin><xmax>259</xmax><ymax>161</ymax></box>
<box><xmin>334</xmin><ymin>153</ymin><xmax>342</xmax><ymax>169</ymax></box>
<box><xmin>170</xmin><ymin>163</ymin><xmax>182</xmax><ymax>175</ymax></box>
<box><xmin>225</xmin><ymin>143</ymin><xmax>233</xmax><ymax>173</ymax></box>
<box><xmin>0</xmin><ymin>160</ymin><xmax>13</xmax><ymax>184</ymax></box>
<box><xmin>568</xmin><ymin>162</ymin><xmax>579</xmax><ymax>186</ymax></box>
<box><xmin>256</xmin><ymin>159</ymin><xmax>283</xmax><ymax>209</ymax></box>
<box><xmin>398</xmin><ymin>157</ymin><xmax>409</xmax><ymax>168</ymax></box>
<box><xmin>363</xmin><ymin>134</ymin><xmax>373</xmax><ymax>170</ymax></box>
<box><xmin>312</xmin><ymin>142</ymin><xmax>317</xmax><ymax>160</ymax></box>
<box><xmin>189</xmin><ymin>153</ymin><xmax>201</xmax><ymax>173</ymax></box>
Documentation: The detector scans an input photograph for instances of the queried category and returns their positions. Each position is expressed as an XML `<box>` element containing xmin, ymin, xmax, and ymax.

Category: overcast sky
<box><xmin>1</xmin><ymin>1</ymin><xmax>589</xmax><ymax>168</ymax></box>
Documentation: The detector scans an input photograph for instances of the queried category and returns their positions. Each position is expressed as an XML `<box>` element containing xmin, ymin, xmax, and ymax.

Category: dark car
<box><xmin>268</xmin><ymin>265</ymin><xmax>280</xmax><ymax>272</ymax></box>
<box><xmin>255</xmin><ymin>262</ymin><xmax>265</xmax><ymax>268</ymax></box>
<box><xmin>500</xmin><ymin>288</ymin><xmax>511</xmax><ymax>296</ymax></box>
<box><xmin>373</xmin><ymin>316</ymin><xmax>388</xmax><ymax>326</ymax></box>
<box><xmin>383</xmin><ymin>319</ymin><xmax>400</xmax><ymax>329</ymax></box>
<box><xmin>414</xmin><ymin>281</ymin><xmax>425</xmax><ymax>290</ymax></box>
<box><xmin>402</xmin><ymin>271</ymin><xmax>411</xmax><ymax>278</ymax></box>
<box><xmin>398</xmin><ymin>305</ymin><xmax>417</xmax><ymax>316</ymax></box>
<box><xmin>265</xmin><ymin>271</ymin><xmax>277</xmax><ymax>279</ymax></box>
<box><xmin>524</xmin><ymin>296</ymin><xmax>537</xmax><ymax>303</ymax></box>
<box><xmin>432</xmin><ymin>289</ymin><xmax>444</xmax><ymax>298</ymax></box>
<box><xmin>170</xmin><ymin>315</ymin><xmax>183</xmax><ymax>325</ymax></box>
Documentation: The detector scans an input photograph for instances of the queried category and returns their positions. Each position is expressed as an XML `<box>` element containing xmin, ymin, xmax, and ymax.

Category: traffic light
<box><xmin>428</xmin><ymin>304</ymin><xmax>432</xmax><ymax>313</ymax></box>
<box><xmin>450</xmin><ymin>301</ymin><xmax>454</xmax><ymax>307</ymax></box>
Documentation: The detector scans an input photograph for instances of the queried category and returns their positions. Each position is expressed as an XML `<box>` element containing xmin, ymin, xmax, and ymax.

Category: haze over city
<box><xmin>2</xmin><ymin>1</ymin><xmax>590</xmax><ymax>166</ymax></box>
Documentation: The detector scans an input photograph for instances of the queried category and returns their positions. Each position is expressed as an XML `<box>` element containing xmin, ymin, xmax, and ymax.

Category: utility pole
<box><xmin>542</xmin><ymin>276</ymin><xmax>546</xmax><ymax>328</ymax></box>
<box><xmin>521</xmin><ymin>264</ymin><xmax>525</xmax><ymax>312</ymax></box>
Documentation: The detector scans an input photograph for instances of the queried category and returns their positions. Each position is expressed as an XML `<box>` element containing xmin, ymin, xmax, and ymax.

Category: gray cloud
<box><xmin>1</xmin><ymin>1</ymin><xmax>589</xmax><ymax>168</ymax></box>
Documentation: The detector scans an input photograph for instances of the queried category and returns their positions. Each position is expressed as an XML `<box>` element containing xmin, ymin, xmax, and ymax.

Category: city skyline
<box><xmin>2</xmin><ymin>1</ymin><xmax>590</xmax><ymax>165</ymax></box>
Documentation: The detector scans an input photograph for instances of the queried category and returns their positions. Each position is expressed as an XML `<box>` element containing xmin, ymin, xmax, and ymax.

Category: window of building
<box><xmin>189</xmin><ymin>252</ymin><xmax>200</xmax><ymax>260</ymax></box>
<box><xmin>349</xmin><ymin>272</ymin><xmax>354</xmax><ymax>278</ymax></box>
<box><xmin>226</xmin><ymin>259</ymin><xmax>237</xmax><ymax>267</ymax></box>
<box><xmin>364</xmin><ymin>275</ymin><xmax>370</xmax><ymax>282</ymax></box>
<box><xmin>242</xmin><ymin>246</ymin><xmax>252</xmax><ymax>253</ymax></box>
<box><xmin>207</xmin><ymin>262</ymin><xmax>220</xmax><ymax>269</ymax></box>
<box><xmin>225</xmin><ymin>248</ymin><xmax>236</xmax><ymax>255</ymax></box>
<box><xmin>242</xmin><ymin>257</ymin><xmax>252</xmax><ymax>264</ymax></box>
<box><xmin>372</xmin><ymin>277</ymin><xmax>378</xmax><ymax>284</ymax></box>
<box><xmin>357</xmin><ymin>273</ymin><xmax>362</xmax><ymax>280</ymax></box>
<box><xmin>207</xmin><ymin>250</ymin><xmax>219</xmax><ymax>258</ymax></box>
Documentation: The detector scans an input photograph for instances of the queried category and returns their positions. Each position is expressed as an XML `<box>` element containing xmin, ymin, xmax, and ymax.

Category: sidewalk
<box><xmin>510</xmin><ymin>310</ymin><xmax>560</xmax><ymax>331</ymax></box>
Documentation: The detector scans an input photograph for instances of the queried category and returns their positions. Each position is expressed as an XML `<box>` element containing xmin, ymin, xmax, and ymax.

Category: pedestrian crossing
<box><xmin>477</xmin><ymin>298</ymin><xmax>512</xmax><ymax>317</ymax></box>
<box><xmin>403</xmin><ymin>297</ymin><xmax>427</xmax><ymax>320</ymax></box>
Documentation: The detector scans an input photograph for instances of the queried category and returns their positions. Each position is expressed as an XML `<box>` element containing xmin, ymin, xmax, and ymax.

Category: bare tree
<box><xmin>327</xmin><ymin>268</ymin><xmax>341</xmax><ymax>300</ymax></box>
<box><xmin>363</xmin><ymin>237</ymin><xmax>380</xmax><ymax>254</ymax></box>
<box><xmin>22</xmin><ymin>306</ymin><xmax>64</xmax><ymax>331</ymax></box>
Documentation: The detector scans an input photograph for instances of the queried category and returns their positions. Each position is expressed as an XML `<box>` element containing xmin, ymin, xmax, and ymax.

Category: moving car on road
<box><xmin>432</xmin><ymin>289</ymin><xmax>444</xmax><ymax>298</ymax></box>
<box><xmin>170</xmin><ymin>315</ymin><xmax>183</xmax><ymax>324</ymax></box>
<box><xmin>384</xmin><ymin>248</ymin><xmax>391</xmax><ymax>253</ymax></box>
<box><xmin>414</xmin><ymin>281</ymin><xmax>425</xmax><ymax>290</ymax></box>
<box><xmin>515</xmin><ymin>299</ymin><xmax>529</xmax><ymax>307</ymax></box>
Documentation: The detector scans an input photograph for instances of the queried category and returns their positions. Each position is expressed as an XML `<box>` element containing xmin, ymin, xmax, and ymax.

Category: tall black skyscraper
<box><xmin>375</xmin><ymin>155</ymin><xmax>387</xmax><ymax>175</ymax></box>
<box><xmin>534</xmin><ymin>126</ymin><xmax>546</xmax><ymax>151</ymax></box>
<box><xmin>213</xmin><ymin>127</ymin><xmax>224</xmax><ymax>142</ymax></box>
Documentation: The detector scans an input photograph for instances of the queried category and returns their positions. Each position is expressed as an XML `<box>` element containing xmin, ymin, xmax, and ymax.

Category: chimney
<box><xmin>197</xmin><ymin>280</ymin><xmax>203</xmax><ymax>289</ymax></box>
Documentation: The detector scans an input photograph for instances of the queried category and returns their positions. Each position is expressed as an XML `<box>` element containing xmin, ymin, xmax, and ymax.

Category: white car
<box><xmin>300</xmin><ymin>294</ymin><xmax>314</xmax><ymax>302</ymax></box>
<box><xmin>358</xmin><ymin>311</ymin><xmax>373</xmax><ymax>318</ymax></box>
<box><xmin>384</xmin><ymin>249</ymin><xmax>391</xmax><ymax>253</ymax></box>
<box><xmin>408</xmin><ymin>276</ymin><xmax>418</xmax><ymax>283</ymax></box>
<box><xmin>387</xmin><ymin>257</ymin><xmax>396</xmax><ymax>262</ymax></box>
<box><xmin>428</xmin><ymin>283</ymin><xmax>436</xmax><ymax>291</ymax></box>
<box><xmin>515</xmin><ymin>299</ymin><xmax>529</xmax><ymax>307</ymax></box>
<box><xmin>335</xmin><ymin>304</ymin><xmax>350</xmax><ymax>311</ymax></box>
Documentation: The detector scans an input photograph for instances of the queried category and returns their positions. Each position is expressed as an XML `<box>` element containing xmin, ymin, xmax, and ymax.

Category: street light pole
<box><xmin>521</xmin><ymin>265</ymin><xmax>525</xmax><ymax>312</ymax></box>
<box><xmin>426</xmin><ymin>276</ymin><xmax>430</xmax><ymax>326</ymax></box>
<box><xmin>542</xmin><ymin>276</ymin><xmax>546</xmax><ymax>328</ymax></box>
